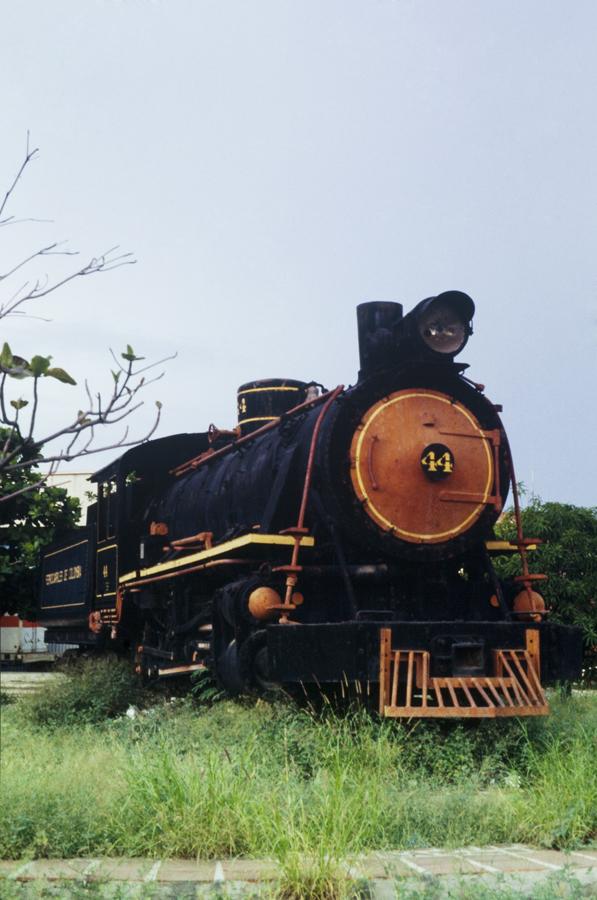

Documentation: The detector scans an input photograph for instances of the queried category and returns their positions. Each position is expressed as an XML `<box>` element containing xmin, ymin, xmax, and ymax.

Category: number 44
<box><xmin>422</xmin><ymin>450</ymin><xmax>453</xmax><ymax>473</ymax></box>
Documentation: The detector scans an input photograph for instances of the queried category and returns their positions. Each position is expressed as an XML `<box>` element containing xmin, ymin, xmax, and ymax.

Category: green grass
<box><xmin>1</xmin><ymin>677</ymin><xmax>595</xmax><ymax>896</ymax></box>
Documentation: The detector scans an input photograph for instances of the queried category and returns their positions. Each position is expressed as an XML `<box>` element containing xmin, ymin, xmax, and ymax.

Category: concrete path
<box><xmin>0</xmin><ymin>670</ymin><xmax>63</xmax><ymax>696</ymax></box>
<box><xmin>1</xmin><ymin>845</ymin><xmax>595</xmax><ymax>896</ymax></box>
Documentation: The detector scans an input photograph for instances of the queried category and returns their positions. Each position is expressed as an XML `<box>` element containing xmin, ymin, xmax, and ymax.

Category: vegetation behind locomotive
<box><xmin>38</xmin><ymin>292</ymin><xmax>583</xmax><ymax>717</ymax></box>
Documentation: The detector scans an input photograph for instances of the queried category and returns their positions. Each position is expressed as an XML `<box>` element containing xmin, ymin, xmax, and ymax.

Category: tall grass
<box><xmin>18</xmin><ymin>657</ymin><xmax>144</xmax><ymax>728</ymax></box>
<box><xmin>1</xmin><ymin>680</ymin><xmax>595</xmax><ymax>871</ymax></box>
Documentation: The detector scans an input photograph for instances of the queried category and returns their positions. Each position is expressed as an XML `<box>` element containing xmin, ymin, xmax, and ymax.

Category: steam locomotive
<box><xmin>38</xmin><ymin>293</ymin><xmax>583</xmax><ymax>717</ymax></box>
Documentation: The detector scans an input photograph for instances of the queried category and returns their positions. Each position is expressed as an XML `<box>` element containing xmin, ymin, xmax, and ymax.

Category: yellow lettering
<box><xmin>45</xmin><ymin>570</ymin><xmax>64</xmax><ymax>585</ymax></box>
<box><xmin>45</xmin><ymin>562</ymin><xmax>83</xmax><ymax>586</ymax></box>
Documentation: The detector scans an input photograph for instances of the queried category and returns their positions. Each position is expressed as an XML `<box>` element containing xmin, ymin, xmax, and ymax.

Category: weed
<box><xmin>1</xmin><ymin>691</ymin><xmax>595</xmax><ymax>863</ymax></box>
<box><xmin>189</xmin><ymin>668</ymin><xmax>226</xmax><ymax>706</ymax></box>
<box><xmin>17</xmin><ymin>657</ymin><xmax>145</xmax><ymax>728</ymax></box>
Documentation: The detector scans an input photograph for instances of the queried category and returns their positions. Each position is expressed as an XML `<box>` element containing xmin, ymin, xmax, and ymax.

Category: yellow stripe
<box><xmin>97</xmin><ymin>544</ymin><xmax>117</xmax><ymax>554</ymax></box>
<box><xmin>237</xmin><ymin>386</ymin><xmax>301</xmax><ymax>396</ymax></box>
<box><xmin>44</xmin><ymin>539</ymin><xmax>88</xmax><ymax>559</ymax></box>
<box><xmin>119</xmin><ymin>533</ymin><xmax>315</xmax><ymax>584</ymax></box>
<box><xmin>486</xmin><ymin>540</ymin><xmax>537</xmax><ymax>552</ymax></box>
<box><xmin>40</xmin><ymin>601</ymin><xmax>86</xmax><ymax>609</ymax></box>
<box><xmin>238</xmin><ymin>416</ymin><xmax>276</xmax><ymax>425</ymax></box>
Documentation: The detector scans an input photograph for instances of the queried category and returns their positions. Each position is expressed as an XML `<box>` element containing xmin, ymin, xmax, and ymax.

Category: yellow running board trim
<box><xmin>119</xmin><ymin>533</ymin><xmax>315</xmax><ymax>585</ymax></box>
<box><xmin>485</xmin><ymin>540</ymin><xmax>537</xmax><ymax>553</ymax></box>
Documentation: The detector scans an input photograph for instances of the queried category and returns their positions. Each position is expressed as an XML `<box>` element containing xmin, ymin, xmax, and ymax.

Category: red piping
<box><xmin>171</xmin><ymin>388</ymin><xmax>339</xmax><ymax>477</ymax></box>
<box><xmin>279</xmin><ymin>384</ymin><xmax>344</xmax><ymax>620</ymax></box>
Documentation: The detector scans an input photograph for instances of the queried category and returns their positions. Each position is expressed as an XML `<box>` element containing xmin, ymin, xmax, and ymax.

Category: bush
<box><xmin>494</xmin><ymin>500</ymin><xmax>597</xmax><ymax>681</ymax></box>
<box><xmin>19</xmin><ymin>656</ymin><xmax>144</xmax><ymax>727</ymax></box>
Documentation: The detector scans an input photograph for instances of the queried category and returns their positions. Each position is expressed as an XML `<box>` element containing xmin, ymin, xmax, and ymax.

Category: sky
<box><xmin>1</xmin><ymin>0</ymin><xmax>596</xmax><ymax>506</ymax></box>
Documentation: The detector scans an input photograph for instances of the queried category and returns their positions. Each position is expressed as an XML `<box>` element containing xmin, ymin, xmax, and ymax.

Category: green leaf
<box><xmin>29</xmin><ymin>355</ymin><xmax>52</xmax><ymax>377</ymax></box>
<box><xmin>121</xmin><ymin>344</ymin><xmax>145</xmax><ymax>363</ymax></box>
<box><xmin>111</xmin><ymin>370</ymin><xmax>121</xmax><ymax>383</ymax></box>
<box><xmin>0</xmin><ymin>342</ymin><xmax>14</xmax><ymax>369</ymax></box>
<box><xmin>46</xmin><ymin>367</ymin><xmax>77</xmax><ymax>385</ymax></box>
<box><xmin>3</xmin><ymin>355</ymin><xmax>32</xmax><ymax>379</ymax></box>
<box><xmin>0</xmin><ymin>344</ymin><xmax>32</xmax><ymax>378</ymax></box>
<box><xmin>10</xmin><ymin>398</ymin><xmax>29</xmax><ymax>411</ymax></box>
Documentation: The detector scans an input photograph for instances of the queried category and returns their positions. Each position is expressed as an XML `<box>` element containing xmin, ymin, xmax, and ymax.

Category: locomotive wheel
<box><xmin>211</xmin><ymin>580</ymin><xmax>278</xmax><ymax>695</ymax></box>
<box><xmin>212</xmin><ymin>599</ymin><xmax>275</xmax><ymax>695</ymax></box>
<box><xmin>214</xmin><ymin>638</ymin><xmax>246</xmax><ymax>694</ymax></box>
<box><xmin>211</xmin><ymin>601</ymin><xmax>247</xmax><ymax>694</ymax></box>
<box><xmin>238</xmin><ymin>629</ymin><xmax>277</xmax><ymax>692</ymax></box>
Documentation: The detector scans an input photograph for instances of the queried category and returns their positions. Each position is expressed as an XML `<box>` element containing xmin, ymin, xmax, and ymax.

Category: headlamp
<box><xmin>411</xmin><ymin>291</ymin><xmax>475</xmax><ymax>358</ymax></box>
<box><xmin>418</xmin><ymin>300</ymin><xmax>468</xmax><ymax>354</ymax></box>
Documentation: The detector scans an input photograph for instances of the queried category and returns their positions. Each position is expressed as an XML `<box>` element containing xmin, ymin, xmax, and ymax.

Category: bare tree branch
<box><xmin>0</xmin><ymin>241</ymin><xmax>78</xmax><ymax>281</ymax></box>
<box><xmin>1</xmin><ymin>138</ymin><xmax>136</xmax><ymax>322</ymax></box>
<box><xmin>0</xmin><ymin>217</ymin><xmax>55</xmax><ymax>228</ymax></box>
<box><xmin>0</xmin><ymin>132</ymin><xmax>38</xmax><ymax>223</ymax></box>
<box><xmin>1</xmin><ymin>344</ymin><xmax>172</xmax><ymax>488</ymax></box>
<box><xmin>0</xmin><ymin>135</ymin><xmax>171</xmax><ymax>502</ymax></box>
<box><xmin>0</xmin><ymin>247</ymin><xmax>136</xmax><ymax>320</ymax></box>
<box><xmin>3</xmin><ymin>411</ymin><xmax>162</xmax><ymax>476</ymax></box>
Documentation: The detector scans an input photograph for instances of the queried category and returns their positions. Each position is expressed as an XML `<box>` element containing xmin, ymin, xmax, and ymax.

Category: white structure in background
<box><xmin>0</xmin><ymin>615</ymin><xmax>49</xmax><ymax>662</ymax></box>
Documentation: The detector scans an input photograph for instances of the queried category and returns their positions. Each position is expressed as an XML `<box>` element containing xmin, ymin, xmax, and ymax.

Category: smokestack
<box><xmin>356</xmin><ymin>301</ymin><xmax>403</xmax><ymax>379</ymax></box>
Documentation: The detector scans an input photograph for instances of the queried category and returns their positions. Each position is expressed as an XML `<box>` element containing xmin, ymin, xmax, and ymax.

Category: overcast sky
<box><xmin>2</xmin><ymin>0</ymin><xmax>596</xmax><ymax>506</ymax></box>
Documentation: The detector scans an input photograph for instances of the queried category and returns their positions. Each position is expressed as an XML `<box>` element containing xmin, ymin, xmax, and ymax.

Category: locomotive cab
<box><xmin>39</xmin><ymin>433</ymin><xmax>213</xmax><ymax>646</ymax></box>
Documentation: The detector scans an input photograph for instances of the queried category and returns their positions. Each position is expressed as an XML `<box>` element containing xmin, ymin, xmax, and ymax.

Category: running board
<box><xmin>157</xmin><ymin>662</ymin><xmax>207</xmax><ymax>678</ymax></box>
<box><xmin>379</xmin><ymin>628</ymin><xmax>548</xmax><ymax>718</ymax></box>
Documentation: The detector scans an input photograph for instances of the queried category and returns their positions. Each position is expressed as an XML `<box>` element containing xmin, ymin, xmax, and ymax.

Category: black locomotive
<box><xmin>38</xmin><ymin>293</ymin><xmax>583</xmax><ymax>717</ymax></box>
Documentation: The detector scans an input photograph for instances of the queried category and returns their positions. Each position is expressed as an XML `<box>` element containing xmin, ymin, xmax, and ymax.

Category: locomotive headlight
<box><xmin>418</xmin><ymin>301</ymin><xmax>467</xmax><ymax>354</ymax></box>
<box><xmin>412</xmin><ymin>291</ymin><xmax>475</xmax><ymax>357</ymax></box>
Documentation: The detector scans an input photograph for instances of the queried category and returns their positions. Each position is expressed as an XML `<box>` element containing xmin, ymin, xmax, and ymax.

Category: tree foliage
<box><xmin>494</xmin><ymin>499</ymin><xmax>597</xmax><ymax>681</ymax></box>
<box><xmin>0</xmin><ymin>428</ymin><xmax>80</xmax><ymax>618</ymax></box>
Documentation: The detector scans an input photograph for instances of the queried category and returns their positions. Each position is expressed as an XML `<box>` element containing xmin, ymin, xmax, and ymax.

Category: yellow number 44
<box><xmin>422</xmin><ymin>450</ymin><xmax>453</xmax><ymax>473</ymax></box>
